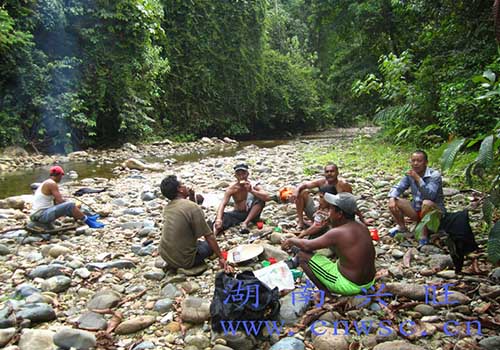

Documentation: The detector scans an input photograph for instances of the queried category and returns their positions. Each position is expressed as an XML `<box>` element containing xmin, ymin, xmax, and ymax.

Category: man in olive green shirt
<box><xmin>159</xmin><ymin>175</ymin><xmax>232</xmax><ymax>272</ymax></box>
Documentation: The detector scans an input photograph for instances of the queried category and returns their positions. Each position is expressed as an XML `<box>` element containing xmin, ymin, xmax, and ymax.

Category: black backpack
<box><xmin>210</xmin><ymin>271</ymin><xmax>280</xmax><ymax>333</ymax></box>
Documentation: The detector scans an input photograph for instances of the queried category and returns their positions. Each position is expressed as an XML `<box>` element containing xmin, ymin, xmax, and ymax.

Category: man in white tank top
<box><xmin>30</xmin><ymin>166</ymin><xmax>104</xmax><ymax>229</ymax></box>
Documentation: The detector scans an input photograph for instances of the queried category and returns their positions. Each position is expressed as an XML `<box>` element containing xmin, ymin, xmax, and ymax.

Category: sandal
<box><xmin>239</xmin><ymin>224</ymin><xmax>250</xmax><ymax>234</ymax></box>
<box><xmin>389</xmin><ymin>226</ymin><xmax>407</xmax><ymax>238</ymax></box>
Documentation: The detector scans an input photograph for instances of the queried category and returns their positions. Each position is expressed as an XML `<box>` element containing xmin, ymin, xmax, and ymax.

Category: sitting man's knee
<box><xmin>422</xmin><ymin>199</ymin><xmax>436</xmax><ymax>207</ymax></box>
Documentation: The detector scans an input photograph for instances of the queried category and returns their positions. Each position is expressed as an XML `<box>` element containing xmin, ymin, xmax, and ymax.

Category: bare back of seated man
<box><xmin>282</xmin><ymin>192</ymin><xmax>375</xmax><ymax>295</ymax></box>
<box><xmin>214</xmin><ymin>163</ymin><xmax>270</xmax><ymax>235</ymax></box>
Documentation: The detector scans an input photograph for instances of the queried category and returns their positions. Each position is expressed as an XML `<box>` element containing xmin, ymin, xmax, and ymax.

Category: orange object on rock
<box><xmin>369</xmin><ymin>228</ymin><xmax>379</xmax><ymax>241</ymax></box>
<box><xmin>278</xmin><ymin>187</ymin><xmax>293</xmax><ymax>202</ymax></box>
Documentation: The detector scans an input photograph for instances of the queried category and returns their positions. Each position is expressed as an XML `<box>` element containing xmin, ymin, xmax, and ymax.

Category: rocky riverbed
<box><xmin>0</xmin><ymin>130</ymin><xmax>499</xmax><ymax>350</ymax></box>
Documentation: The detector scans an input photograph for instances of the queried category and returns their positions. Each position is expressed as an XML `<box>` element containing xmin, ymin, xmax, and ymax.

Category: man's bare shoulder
<box><xmin>225</xmin><ymin>183</ymin><xmax>240</xmax><ymax>194</ymax></box>
<box><xmin>337</xmin><ymin>178</ymin><xmax>352</xmax><ymax>192</ymax></box>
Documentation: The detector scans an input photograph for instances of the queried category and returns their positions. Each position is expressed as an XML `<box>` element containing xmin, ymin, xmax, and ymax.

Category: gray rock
<box><xmin>74</xmin><ymin>268</ymin><xmax>91</xmax><ymax>279</ymax></box>
<box><xmin>144</xmin><ymin>269</ymin><xmax>165</xmax><ymax>281</ymax></box>
<box><xmin>124</xmin><ymin>207</ymin><xmax>145</xmax><ymax>215</ymax></box>
<box><xmin>119</xmin><ymin>221</ymin><xmax>144</xmax><ymax>229</ymax></box>
<box><xmin>5</xmin><ymin>196</ymin><xmax>25</xmax><ymax>210</ymax></box>
<box><xmin>180</xmin><ymin>297</ymin><xmax>211</xmax><ymax>323</ymax></box>
<box><xmin>0</xmin><ymin>314</ymin><xmax>16</xmax><ymax>329</ymax></box>
<box><xmin>132</xmin><ymin>341</ymin><xmax>156</xmax><ymax>350</ymax></box>
<box><xmin>0</xmin><ymin>244</ymin><xmax>10</xmax><ymax>255</ymax></box>
<box><xmin>87</xmin><ymin>289</ymin><xmax>122</xmax><ymax>310</ymax></box>
<box><xmin>419</xmin><ymin>245</ymin><xmax>443</xmax><ymax>255</ymax></box>
<box><xmin>77</xmin><ymin>311</ymin><xmax>107</xmax><ymax>331</ymax></box>
<box><xmin>131</xmin><ymin>244</ymin><xmax>156</xmax><ymax>256</ymax></box>
<box><xmin>212</xmin><ymin>345</ymin><xmax>233</xmax><ymax>350</ymax></box>
<box><xmin>28</xmin><ymin>264</ymin><xmax>66</xmax><ymax>279</ymax></box>
<box><xmin>0</xmin><ymin>328</ymin><xmax>16</xmax><ymax>347</ymax></box>
<box><xmin>429</xmin><ymin>254</ymin><xmax>454</xmax><ymax>270</ymax></box>
<box><xmin>85</xmin><ymin>259</ymin><xmax>136</xmax><ymax>271</ymax></box>
<box><xmin>141</xmin><ymin>192</ymin><xmax>156</xmax><ymax>201</ymax></box>
<box><xmin>222</xmin><ymin>331</ymin><xmax>256</xmax><ymax>350</ymax></box>
<box><xmin>112</xmin><ymin>198</ymin><xmax>127</xmax><ymax>206</ymax></box>
<box><xmin>17</xmin><ymin>303</ymin><xmax>56</xmax><ymax>323</ymax></box>
<box><xmin>154</xmin><ymin>298</ymin><xmax>173</xmax><ymax>314</ymax></box>
<box><xmin>280</xmin><ymin>291</ymin><xmax>310</xmax><ymax>326</ymax></box>
<box><xmin>18</xmin><ymin>329</ymin><xmax>55</xmax><ymax>350</ymax></box>
<box><xmin>261</xmin><ymin>244</ymin><xmax>289</xmax><ymax>261</ymax></box>
<box><xmin>15</xmin><ymin>284</ymin><xmax>41</xmax><ymax>298</ymax></box>
<box><xmin>177</xmin><ymin>263</ymin><xmax>208</xmax><ymax>276</ymax></box>
<box><xmin>384</xmin><ymin>283</ymin><xmax>426</xmax><ymax>301</ymax></box>
<box><xmin>185</xmin><ymin>334</ymin><xmax>210</xmax><ymax>349</ymax></box>
<box><xmin>391</xmin><ymin>249</ymin><xmax>405</xmax><ymax>259</ymax></box>
<box><xmin>48</xmin><ymin>245</ymin><xmax>71</xmax><ymax>258</ymax></box>
<box><xmin>115</xmin><ymin>316</ymin><xmax>156</xmax><ymax>335</ymax></box>
<box><xmin>41</xmin><ymin>275</ymin><xmax>72</xmax><ymax>293</ymax></box>
<box><xmin>414</xmin><ymin>304</ymin><xmax>435</xmax><ymax>316</ymax></box>
<box><xmin>164</xmin><ymin>274</ymin><xmax>186</xmax><ymax>284</ymax></box>
<box><xmin>160</xmin><ymin>283</ymin><xmax>181</xmax><ymax>299</ymax></box>
<box><xmin>2</xmin><ymin>229</ymin><xmax>27</xmax><ymax>239</ymax></box>
<box><xmin>53</xmin><ymin>327</ymin><xmax>96</xmax><ymax>349</ymax></box>
<box><xmin>479</xmin><ymin>336</ymin><xmax>500</xmax><ymax>350</ymax></box>
<box><xmin>312</xmin><ymin>331</ymin><xmax>348</xmax><ymax>350</ymax></box>
<box><xmin>269</xmin><ymin>337</ymin><xmax>305</xmax><ymax>350</ymax></box>
<box><xmin>26</xmin><ymin>293</ymin><xmax>48</xmax><ymax>304</ymax></box>
<box><xmin>489</xmin><ymin>267</ymin><xmax>500</xmax><ymax>283</ymax></box>
<box><xmin>373</xmin><ymin>340</ymin><xmax>426</xmax><ymax>350</ymax></box>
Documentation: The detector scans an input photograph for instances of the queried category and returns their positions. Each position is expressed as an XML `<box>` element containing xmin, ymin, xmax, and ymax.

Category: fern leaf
<box><xmin>373</xmin><ymin>104</ymin><xmax>412</xmax><ymax>123</ymax></box>
<box><xmin>482</xmin><ymin>198</ymin><xmax>495</xmax><ymax>226</ymax></box>
<box><xmin>415</xmin><ymin>210</ymin><xmax>441</xmax><ymax>239</ymax></box>
<box><xmin>465</xmin><ymin>162</ymin><xmax>475</xmax><ymax>186</ymax></box>
<box><xmin>441</xmin><ymin>138</ymin><xmax>466</xmax><ymax>171</ymax></box>
<box><xmin>475</xmin><ymin>135</ymin><xmax>494</xmax><ymax>168</ymax></box>
<box><xmin>487</xmin><ymin>221</ymin><xmax>500</xmax><ymax>264</ymax></box>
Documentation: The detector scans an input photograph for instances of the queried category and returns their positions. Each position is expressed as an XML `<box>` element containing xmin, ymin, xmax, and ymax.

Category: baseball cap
<box><xmin>49</xmin><ymin>165</ymin><xmax>65</xmax><ymax>176</ymax></box>
<box><xmin>324</xmin><ymin>192</ymin><xmax>358</xmax><ymax>215</ymax></box>
<box><xmin>233</xmin><ymin>163</ymin><xmax>249</xmax><ymax>172</ymax></box>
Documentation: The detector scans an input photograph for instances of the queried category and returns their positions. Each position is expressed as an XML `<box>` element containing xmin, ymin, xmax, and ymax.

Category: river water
<box><xmin>0</xmin><ymin>140</ymin><xmax>288</xmax><ymax>199</ymax></box>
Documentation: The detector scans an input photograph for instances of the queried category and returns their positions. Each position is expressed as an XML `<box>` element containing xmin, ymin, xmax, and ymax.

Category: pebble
<box><xmin>269</xmin><ymin>337</ymin><xmax>305</xmax><ymax>350</ymax></box>
<box><xmin>114</xmin><ymin>316</ymin><xmax>156</xmax><ymax>335</ymax></box>
<box><xmin>0</xmin><ymin>328</ymin><xmax>16</xmax><ymax>347</ymax></box>
<box><xmin>18</xmin><ymin>329</ymin><xmax>55</xmax><ymax>350</ymax></box>
<box><xmin>53</xmin><ymin>328</ymin><xmax>97</xmax><ymax>349</ymax></box>
<box><xmin>16</xmin><ymin>303</ymin><xmax>56</xmax><ymax>323</ymax></box>
<box><xmin>87</xmin><ymin>289</ymin><xmax>122</xmax><ymax>310</ymax></box>
<box><xmin>0</xmin><ymin>131</ymin><xmax>487</xmax><ymax>350</ymax></box>
<box><xmin>77</xmin><ymin>311</ymin><xmax>108</xmax><ymax>330</ymax></box>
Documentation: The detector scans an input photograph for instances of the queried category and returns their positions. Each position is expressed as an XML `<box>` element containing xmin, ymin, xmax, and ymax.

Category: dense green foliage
<box><xmin>0</xmin><ymin>0</ymin><xmax>499</xmax><ymax>151</ymax></box>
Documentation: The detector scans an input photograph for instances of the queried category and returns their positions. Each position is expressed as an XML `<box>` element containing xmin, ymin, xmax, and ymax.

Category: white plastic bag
<box><xmin>253</xmin><ymin>261</ymin><xmax>295</xmax><ymax>291</ymax></box>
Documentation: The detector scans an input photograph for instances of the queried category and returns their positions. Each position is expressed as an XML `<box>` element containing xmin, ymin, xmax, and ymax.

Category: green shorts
<box><xmin>308</xmin><ymin>254</ymin><xmax>374</xmax><ymax>295</ymax></box>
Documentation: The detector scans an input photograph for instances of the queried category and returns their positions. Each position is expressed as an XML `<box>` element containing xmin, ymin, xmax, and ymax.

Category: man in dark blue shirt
<box><xmin>388</xmin><ymin>150</ymin><xmax>445</xmax><ymax>246</ymax></box>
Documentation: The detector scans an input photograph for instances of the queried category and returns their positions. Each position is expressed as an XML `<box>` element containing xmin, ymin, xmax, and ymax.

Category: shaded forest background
<box><xmin>0</xmin><ymin>0</ymin><xmax>499</xmax><ymax>153</ymax></box>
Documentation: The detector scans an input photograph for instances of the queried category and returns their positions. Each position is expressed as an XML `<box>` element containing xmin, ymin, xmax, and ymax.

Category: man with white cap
<box><xmin>282</xmin><ymin>192</ymin><xmax>375</xmax><ymax>295</ymax></box>
<box><xmin>30</xmin><ymin>166</ymin><xmax>104</xmax><ymax>229</ymax></box>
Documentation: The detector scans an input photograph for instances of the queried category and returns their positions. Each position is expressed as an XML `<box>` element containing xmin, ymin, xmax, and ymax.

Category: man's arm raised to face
<box><xmin>248</xmin><ymin>183</ymin><xmax>271</xmax><ymax>202</ymax></box>
<box><xmin>47</xmin><ymin>181</ymin><xmax>65</xmax><ymax>204</ymax></box>
<box><xmin>290</xmin><ymin>178</ymin><xmax>324</xmax><ymax>202</ymax></box>
<box><xmin>282</xmin><ymin>228</ymin><xmax>338</xmax><ymax>252</ymax></box>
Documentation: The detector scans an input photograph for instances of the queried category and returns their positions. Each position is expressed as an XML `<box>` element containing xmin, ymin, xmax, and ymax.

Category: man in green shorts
<box><xmin>282</xmin><ymin>192</ymin><xmax>375</xmax><ymax>295</ymax></box>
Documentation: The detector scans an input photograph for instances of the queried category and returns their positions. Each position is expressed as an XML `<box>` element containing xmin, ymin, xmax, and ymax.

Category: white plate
<box><xmin>227</xmin><ymin>244</ymin><xmax>264</xmax><ymax>263</ymax></box>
